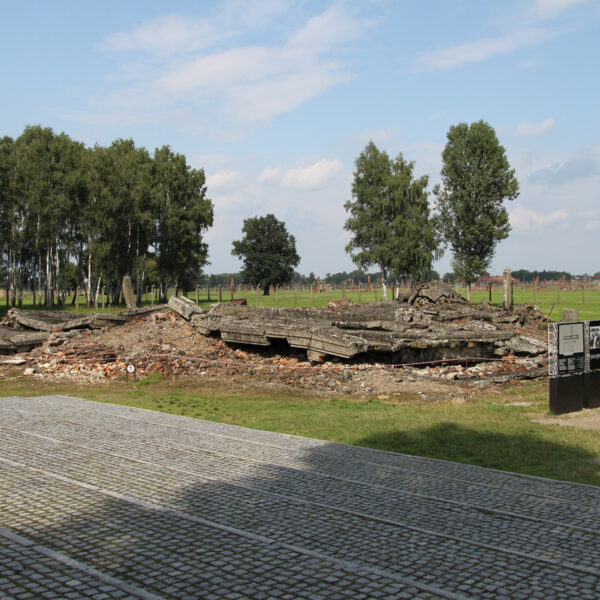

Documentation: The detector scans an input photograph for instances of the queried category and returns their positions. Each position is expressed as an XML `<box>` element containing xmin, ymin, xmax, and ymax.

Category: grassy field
<box><xmin>2</xmin><ymin>377</ymin><xmax>599</xmax><ymax>486</ymax></box>
<box><xmin>465</xmin><ymin>285</ymin><xmax>600</xmax><ymax>321</ymax></box>
<box><xmin>2</xmin><ymin>283</ymin><xmax>600</xmax><ymax>320</ymax></box>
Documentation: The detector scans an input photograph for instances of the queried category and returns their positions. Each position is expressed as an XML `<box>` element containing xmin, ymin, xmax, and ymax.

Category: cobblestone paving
<box><xmin>1</xmin><ymin>395</ymin><xmax>600</xmax><ymax>599</ymax></box>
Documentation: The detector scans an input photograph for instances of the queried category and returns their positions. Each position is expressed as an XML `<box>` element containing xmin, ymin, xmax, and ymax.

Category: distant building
<box><xmin>477</xmin><ymin>274</ymin><xmax>517</xmax><ymax>285</ymax></box>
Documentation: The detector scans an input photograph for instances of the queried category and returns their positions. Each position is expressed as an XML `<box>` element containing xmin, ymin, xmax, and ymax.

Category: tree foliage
<box><xmin>434</xmin><ymin>121</ymin><xmax>519</xmax><ymax>294</ymax></box>
<box><xmin>344</xmin><ymin>142</ymin><xmax>441</xmax><ymax>296</ymax></box>
<box><xmin>231</xmin><ymin>214</ymin><xmax>300</xmax><ymax>295</ymax></box>
<box><xmin>0</xmin><ymin>125</ymin><xmax>213</xmax><ymax>307</ymax></box>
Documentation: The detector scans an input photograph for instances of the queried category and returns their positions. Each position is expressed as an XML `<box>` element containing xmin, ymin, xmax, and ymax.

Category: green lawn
<box><xmin>2</xmin><ymin>377</ymin><xmax>599</xmax><ymax>486</ymax></box>
<box><xmin>463</xmin><ymin>285</ymin><xmax>600</xmax><ymax>321</ymax></box>
<box><xmin>0</xmin><ymin>287</ymin><xmax>387</xmax><ymax>315</ymax></box>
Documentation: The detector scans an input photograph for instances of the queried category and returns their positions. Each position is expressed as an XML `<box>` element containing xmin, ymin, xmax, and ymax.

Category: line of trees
<box><xmin>511</xmin><ymin>269</ymin><xmax>573</xmax><ymax>282</ymax></box>
<box><xmin>344</xmin><ymin>120</ymin><xmax>519</xmax><ymax>301</ymax></box>
<box><xmin>0</xmin><ymin>125</ymin><xmax>213</xmax><ymax>308</ymax></box>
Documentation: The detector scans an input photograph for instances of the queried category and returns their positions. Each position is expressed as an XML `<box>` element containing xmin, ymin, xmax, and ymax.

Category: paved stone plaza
<box><xmin>1</xmin><ymin>395</ymin><xmax>600</xmax><ymax>599</ymax></box>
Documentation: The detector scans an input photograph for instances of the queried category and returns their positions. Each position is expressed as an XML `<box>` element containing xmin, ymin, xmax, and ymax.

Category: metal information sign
<box><xmin>549</xmin><ymin>320</ymin><xmax>600</xmax><ymax>414</ymax></box>
<box><xmin>557</xmin><ymin>322</ymin><xmax>585</xmax><ymax>374</ymax></box>
<box><xmin>548</xmin><ymin>320</ymin><xmax>598</xmax><ymax>376</ymax></box>
<box><xmin>590</xmin><ymin>320</ymin><xmax>600</xmax><ymax>372</ymax></box>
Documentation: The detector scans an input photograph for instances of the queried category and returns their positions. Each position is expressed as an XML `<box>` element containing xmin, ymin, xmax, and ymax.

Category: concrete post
<box><xmin>502</xmin><ymin>268</ymin><xmax>512</xmax><ymax>309</ymax></box>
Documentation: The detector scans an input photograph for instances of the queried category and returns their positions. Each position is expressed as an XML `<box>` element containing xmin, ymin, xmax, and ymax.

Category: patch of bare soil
<box><xmin>533</xmin><ymin>408</ymin><xmax>600</xmax><ymax>431</ymax></box>
<box><xmin>1</xmin><ymin>310</ymin><xmax>546</xmax><ymax>401</ymax></box>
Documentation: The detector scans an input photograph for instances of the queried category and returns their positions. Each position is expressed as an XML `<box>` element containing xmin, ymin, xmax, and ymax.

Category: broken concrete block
<box><xmin>1</xmin><ymin>357</ymin><xmax>27</xmax><ymax>365</ymax></box>
<box><xmin>121</xmin><ymin>305</ymin><xmax>169</xmax><ymax>320</ymax></box>
<box><xmin>562</xmin><ymin>308</ymin><xmax>579</xmax><ymax>321</ymax></box>
<box><xmin>7</xmin><ymin>309</ymin><xmax>96</xmax><ymax>332</ymax></box>
<box><xmin>168</xmin><ymin>296</ymin><xmax>203</xmax><ymax>320</ymax></box>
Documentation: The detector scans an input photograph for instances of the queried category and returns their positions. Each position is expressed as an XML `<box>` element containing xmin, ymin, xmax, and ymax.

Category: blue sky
<box><xmin>2</xmin><ymin>0</ymin><xmax>599</xmax><ymax>276</ymax></box>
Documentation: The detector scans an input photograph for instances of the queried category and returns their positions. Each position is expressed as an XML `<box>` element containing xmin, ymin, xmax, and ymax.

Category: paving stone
<box><xmin>1</xmin><ymin>394</ymin><xmax>599</xmax><ymax>600</ymax></box>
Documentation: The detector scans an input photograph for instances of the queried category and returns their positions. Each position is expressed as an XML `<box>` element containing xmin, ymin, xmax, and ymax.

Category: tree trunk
<box><xmin>45</xmin><ymin>247</ymin><xmax>51</xmax><ymax>308</ymax></box>
<box><xmin>263</xmin><ymin>284</ymin><xmax>270</xmax><ymax>296</ymax></box>
<box><xmin>55</xmin><ymin>242</ymin><xmax>61</xmax><ymax>306</ymax></box>
<box><xmin>93</xmin><ymin>276</ymin><xmax>102</xmax><ymax>309</ymax></box>
<box><xmin>381</xmin><ymin>269</ymin><xmax>388</xmax><ymax>301</ymax></box>
<box><xmin>17</xmin><ymin>259</ymin><xmax>23</xmax><ymax>309</ymax></box>
<box><xmin>86</xmin><ymin>254</ymin><xmax>92</xmax><ymax>308</ymax></box>
<box><xmin>467</xmin><ymin>282</ymin><xmax>472</xmax><ymax>303</ymax></box>
<box><xmin>33</xmin><ymin>255</ymin><xmax>37</xmax><ymax>308</ymax></box>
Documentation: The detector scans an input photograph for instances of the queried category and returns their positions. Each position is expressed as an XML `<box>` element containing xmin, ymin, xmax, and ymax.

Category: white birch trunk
<box><xmin>93</xmin><ymin>276</ymin><xmax>102</xmax><ymax>309</ymax></box>
<box><xmin>86</xmin><ymin>254</ymin><xmax>92</xmax><ymax>308</ymax></box>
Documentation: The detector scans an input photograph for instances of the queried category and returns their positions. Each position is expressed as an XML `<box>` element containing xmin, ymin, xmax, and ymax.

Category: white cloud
<box><xmin>415</xmin><ymin>28</ymin><xmax>557</xmax><ymax>71</ymax></box>
<box><xmin>259</xmin><ymin>159</ymin><xmax>343</xmax><ymax>189</ymax></box>
<box><xmin>534</xmin><ymin>0</ymin><xmax>589</xmax><ymax>18</ymax></box>
<box><xmin>528</xmin><ymin>157</ymin><xmax>599</xmax><ymax>184</ymax></box>
<box><xmin>94</xmin><ymin>4</ymin><xmax>370</xmax><ymax>125</ymax></box>
<box><xmin>288</xmin><ymin>5</ymin><xmax>372</xmax><ymax>51</ymax></box>
<box><xmin>225</xmin><ymin>64</ymin><xmax>350</xmax><ymax>122</ymax></box>
<box><xmin>100</xmin><ymin>2</ymin><xmax>291</xmax><ymax>56</ymax></box>
<box><xmin>257</xmin><ymin>167</ymin><xmax>282</xmax><ymax>184</ymax></box>
<box><xmin>206</xmin><ymin>170</ymin><xmax>240</xmax><ymax>190</ymax></box>
<box><xmin>580</xmin><ymin>209</ymin><xmax>600</xmax><ymax>218</ymax></box>
<box><xmin>282</xmin><ymin>160</ymin><xmax>343</xmax><ymax>189</ymax></box>
<box><xmin>351</xmin><ymin>127</ymin><xmax>397</xmax><ymax>145</ymax></box>
<box><xmin>101</xmin><ymin>14</ymin><xmax>223</xmax><ymax>56</ymax></box>
<box><xmin>516</xmin><ymin>117</ymin><xmax>555</xmax><ymax>137</ymax></box>
<box><xmin>585</xmin><ymin>220</ymin><xmax>600</xmax><ymax>231</ymax></box>
<box><xmin>510</xmin><ymin>206</ymin><xmax>568</xmax><ymax>229</ymax></box>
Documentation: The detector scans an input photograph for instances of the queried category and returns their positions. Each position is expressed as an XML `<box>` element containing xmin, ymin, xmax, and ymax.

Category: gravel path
<box><xmin>1</xmin><ymin>394</ymin><xmax>599</xmax><ymax>599</ymax></box>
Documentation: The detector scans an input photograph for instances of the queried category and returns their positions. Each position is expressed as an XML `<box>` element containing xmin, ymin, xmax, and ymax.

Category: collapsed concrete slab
<box><xmin>168</xmin><ymin>296</ymin><xmax>203</xmax><ymax>320</ymax></box>
<box><xmin>121</xmin><ymin>305</ymin><xmax>169</xmax><ymax>320</ymax></box>
<box><xmin>0</xmin><ymin>325</ymin><xmax>81</xmax><ymax>354</ymax></box>
<box><xmin>191</xmin><ymin>282</ymin><xmax>547</xmax><ymax>363</ymax></box>
<box><xmin>7</xmin><ymin>309</ymin><xmax>97</xmax><ymax>332</ymax></box>
<box><xmin>1</xmin><ymin>305</ymin><xmax>167</xmax><ymax>354</ymax></box>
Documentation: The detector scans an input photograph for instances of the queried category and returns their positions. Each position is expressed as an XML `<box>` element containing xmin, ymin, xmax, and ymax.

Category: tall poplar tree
<box><xmin>434</xmin><ymin>120</ymin><xmax>519</xmax><ymax>301</ymax></box>
<box><xmin>344</xmin><ymin>141</ymin><xmax>440</xmax><ymax>298</ymax></box>
<box><xmin>151</xmin><ymin>146</ymin><xmax>213</xmax><ymax>300</ymax></box>
<box><xmin>0</xmin><ymin>136</ymin><xmax>16</xmax><ymax>304</ymax></box>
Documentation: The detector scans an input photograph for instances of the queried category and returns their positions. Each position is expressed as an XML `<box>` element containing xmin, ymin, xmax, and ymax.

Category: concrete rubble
<box><xmin>0</xmin><ymin>282</ymin><xmax>550</xmax><ymax>391</ymax></box>
<box><xmin>0</xmin><ymin>305</ymin><xmax>168</xmax><ymax>354</ymax></box>
<box><xmin>168</xmin><ymin>295</ymin><xmax>204</xmax><ymax>320</ymax></box>
<box><xmin>191</xmin><ymin>281</ymin><xmax>547</xmax><ymax>363</ymax></box>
